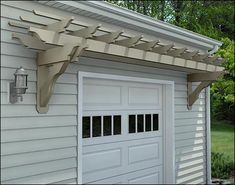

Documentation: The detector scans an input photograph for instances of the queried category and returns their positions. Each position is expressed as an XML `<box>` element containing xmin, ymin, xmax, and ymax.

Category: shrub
<box><xmin>211</xmin><ymin>152</ymin><xmax>234</xmax><ymax>179</ymax></box>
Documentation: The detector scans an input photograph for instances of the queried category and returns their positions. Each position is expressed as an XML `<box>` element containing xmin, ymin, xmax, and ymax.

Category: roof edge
<box><xmin>56</xmin><ymin>1</ymin><xmax>223</xmax><ymax>51</ymax></box>
<box><xmin>86</xmin><ymin>1</ymin><xmax>222</xmax><ymax>46</ymax></box>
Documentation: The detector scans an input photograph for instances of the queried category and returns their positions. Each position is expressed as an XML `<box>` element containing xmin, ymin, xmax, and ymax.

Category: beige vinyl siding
<box><xmin>1</xmin><ymin>1</ymin><xmax>207</xmax><ymax>184</ymax></box>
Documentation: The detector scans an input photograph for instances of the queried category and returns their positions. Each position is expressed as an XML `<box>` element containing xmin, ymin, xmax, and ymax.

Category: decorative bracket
<box><xmin>37</xmin><ymin>43</ymin><xmax>87</xmax><ymax>113</ymax></box>
<box><xmin>187</xmin><ymin>71</ymin><xmax>225</xmax><ymax>110</ymax></box>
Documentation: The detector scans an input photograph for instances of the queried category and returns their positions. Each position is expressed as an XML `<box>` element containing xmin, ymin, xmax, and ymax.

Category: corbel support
<box><xmin>187</xmin><ymin>71</ymin><xmax>224</xmax><ymax>110</ymax></box>
<box><xmin>37</xmin><ymin>43</ymin><xmax>88</xmax><ymax>113</ymax></box>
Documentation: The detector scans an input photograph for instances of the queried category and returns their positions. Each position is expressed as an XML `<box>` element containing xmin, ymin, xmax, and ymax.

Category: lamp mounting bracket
<box><xmin>187</xmin><ymin>71</ymin><xmax>225</xmax><ymax>110</ymax></box>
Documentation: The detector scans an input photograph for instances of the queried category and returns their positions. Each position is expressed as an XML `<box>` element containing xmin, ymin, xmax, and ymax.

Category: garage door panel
<box><xmin>128</xmin><ymin>86</ymin><xmax>160</xmax><ymax>106</ymax></box>
<box><xmin>82</xmin><ymin>78</ymin><xmax>163</xmax><ymax>184</ymax></box>
<box><xmin>83</xmin><ymin>148</ymin><xmax>122</xmax><ymax>173</ymax></box>
<box><xmin>88</xmin><ymin>166</ymin><xmax>162</xmax><ymax>184</ymax></box>
<box><xmin>128</xmin><ymin>142</ymin><xmax>160</xmax><ymax>164</ymax></box>
<box><xmin>83</xmin><ymin>137</ymin><xmax>163</xmax><ymax>184</ymax></box>
<box><xmin>129</xmin><ymin>172</ymin><xmax>159</xmax><ymax>184</ymax></box>
<box><xmin>83</xmin><ymin>136</ymin><xmax>162</xmax><ymax>152</ymax></box>
<box><xmin>83</xmin><ymin>137</ymin><xmax>162</xmax><ymax>183</ymax></box>
<box><xmin>83</xmin><ymin>84</ymin><xmax>122</xmax><ymax>105</ymax></box>
<box><xmin>127</xmin><ymin>166</ymin><xmax>162</xmax><ymax>184</ymax></box>
<box><xmin>83</xmin><ymin>164</ymin><xmax>123</xmax><ymax>183</ymax></box>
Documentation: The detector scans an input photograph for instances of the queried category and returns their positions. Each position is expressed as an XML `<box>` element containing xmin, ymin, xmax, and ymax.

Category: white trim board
<box><xmin>77</xmin><ymin>71</ymin><xmax>175</xmax><ymax>184</ymax></box>
<box><xmin>206</xmin><ymin>87</ymin><xmax>211</xmax><ymax>184</ymax></box>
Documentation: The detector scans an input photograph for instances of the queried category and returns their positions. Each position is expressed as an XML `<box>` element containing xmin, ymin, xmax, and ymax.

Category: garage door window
<box><xmin>153</xmin><ymin>114</ymin><xmax>159</xmax><ymax>131</ymax></box>
<box><xmin>103</xmin><ymin>116</ymin><xmax>112</xmax><ymax>136</ymax></box>
<box><xmin>92</xmin><ymin>116</ymin><xmax>101</xmax><ymax>137</ymax></box>
<box><xmin>129</xmin><ymin>114</ymin><xmax>159</xmax><ymax>133</ymax></box>
<box><xmin>83</xmin><ymin>115</ymin><xmax>121</xmax><ymax>138</ymax></box>
<box><xmin>145</xmin><ymin>114</ymin><xmax>151</xmax><ymax>132</ymax></box>
<box><xmin>114</xmin><ymin>115</ymin><xmax>121</xmax><ymax>135</ymax></box>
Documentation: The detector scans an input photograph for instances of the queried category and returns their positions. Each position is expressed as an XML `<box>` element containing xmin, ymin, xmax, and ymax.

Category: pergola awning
<box><xmin>9</xmin><ymin>10</ymin><xmax>226</xmax><ymax>113</ymax></box>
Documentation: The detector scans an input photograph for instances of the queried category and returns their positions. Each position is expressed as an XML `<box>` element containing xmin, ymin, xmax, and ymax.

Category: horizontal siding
<box><xmin>52</xmin><ymin>178</ymin><xmax>77</xmax><ymax>184</ymax></box>
<box><xmin>175</xmin><ymin>143</ymin><xmax>205</xmax><ymax>155</ymax></box>
<box><xmin>1</xmin><ymin>105</ymin><xmax>77</xmax><ymax>117</ymax></box>
<box><xmin>1</xmin><ymin>158</ymin><xmax>77</xmax><ymax>181</ymax></box>
<box><xmin>176</xmin><ymin>150</ymin><xmax>205</xmax><ymax>163</ymax></box>
<box><xmin>1</xmin><ymin>116</ymin><xmax>77</xmax><ymax>130</ymax></box>
<box><xmin>1</xmin><ymin>1</ymin><xmax>207</xmax><ymax>184</ymax></box>
<box><xmin>1</xmin><ymin>126</ymin><xmax>77</xmax><ymax>143</ymax></box>
<box><xmin>1</xmin><ymin>147</ymin><xmax>77</xmax><ymax>168</ymax></box>
<box><xmin>2</xmin><ymin>168</ymin><xmax>77</xmax><ymax>184</ymax></box>
<box><xmin>1</xmin><ymin>93</ymin><xmax>77</xmax><ymax>105</ymax></box>
<box><xmin>1</xmin><ymin>137</ymin><xmax>77</xmax><ymax>156</ymax></box>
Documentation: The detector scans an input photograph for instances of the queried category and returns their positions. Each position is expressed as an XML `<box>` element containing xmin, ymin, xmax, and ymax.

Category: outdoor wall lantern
<box><xmin>9</xmin><ymin>66</ymin><xmax>28</xmax><ymax>103</ymax></box>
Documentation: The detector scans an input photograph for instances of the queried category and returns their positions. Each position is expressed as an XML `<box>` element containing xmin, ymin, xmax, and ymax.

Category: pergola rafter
<box><xmin>9</xmin><ymin>9</ymin><xmax>226</xmax><ymax>112</ymax></box>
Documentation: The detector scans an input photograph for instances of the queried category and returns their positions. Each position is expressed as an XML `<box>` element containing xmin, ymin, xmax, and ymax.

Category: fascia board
<box><xmin>56</xmin><ymin>1</ymin><xmax>222</xmax><ymax>51</ymax></box>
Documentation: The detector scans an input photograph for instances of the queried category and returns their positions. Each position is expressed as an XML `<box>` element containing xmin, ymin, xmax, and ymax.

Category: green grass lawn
<box><xmin>211</xmin><ymin>120</ymin><xmax>234</xmax><ymax>162</ymax></box>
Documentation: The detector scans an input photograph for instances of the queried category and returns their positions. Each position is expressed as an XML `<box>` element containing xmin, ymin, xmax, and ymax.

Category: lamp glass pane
<box><xmin>15</xmin><ymin>75</ymin><xmax>27</xmax><ymax>88</ymax></box>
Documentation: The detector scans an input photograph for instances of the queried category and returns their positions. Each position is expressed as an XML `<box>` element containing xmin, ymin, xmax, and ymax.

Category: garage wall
<box><xmin>1</xmin><ymin>1</ymin><xmax>207</xmax><ymax>184</ymax></box>
<box><xmin>1</xmin><ymin>1</ymin><xmax>78</xmax><ymax>184</ymax></box>
<box><xmin>78</xmin><ymin>58</ymin><xmax>207</xmax><ymax>184</ymax></box>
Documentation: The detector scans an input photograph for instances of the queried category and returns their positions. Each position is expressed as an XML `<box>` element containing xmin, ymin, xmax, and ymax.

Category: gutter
<box><xmin>208</xmin><ymin>45</ymin><xmax>219</xmax><ymax>55</ymax></box>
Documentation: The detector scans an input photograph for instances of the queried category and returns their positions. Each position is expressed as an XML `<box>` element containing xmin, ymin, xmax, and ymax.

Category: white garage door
<box><xmin>82</xmin><ymin>78</ymin><xmax>163</xmax><ymax>184</ymax></box>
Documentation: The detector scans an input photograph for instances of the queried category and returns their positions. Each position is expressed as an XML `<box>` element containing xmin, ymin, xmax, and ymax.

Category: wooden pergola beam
<box><xmin>43</xmin><ymin>17</ymin><xmax>74</xmax><ymax>33</ymax></box>
<box><xmin>9</xmin><ymin>9</ymin><xmax>226</xmax><ymax>113</ymax></box>
<box><xmin>12</xmin><ymin>33</ymin><xmax>51</xmax><ymax>51</ymax></box>
<box><xmin>167</xmin><ymin>47</ymin><xmax>187</xmax><ymax>57</ymax></box>
<box><xmin>187</xmin><ymin>71</ymin><xmax>224</xmax><ymax>82</ymax></box>
<box><xmin>134</xmin><ymin>40</ymin><xmax>159</xmax><ymax>50</ymax></box>
<box><xmin>203</xmin><ymin>55</ymin><xmax>219</xmax><ymax>63</ymax></box>
<box><xmin>181</xmin><ymin>50</ymin><xmax>199</xmax><ymax>60</ymax></box>
<box><xmin>94</xmin><ymin>30</ymin><xmax>123</xmax><ymax>43</ymax></box>
<box><xmin>70</xmin><ymin>24</ymin><xmax>101</xmax><ymax>38</ymax></box>
<box><xmin>115</xmin><ymin>35</ymin><xmax>143</xmax><ymax>47</ymax></box>
<box><xmin>152</xmin><ymin>44</ymin><xmax>174</xmax><ymax>54</ymax></box>
<box><xmin>192</xmin><ymin>53</ymin><xmax>209</xmax><ymax>62</ymax></box>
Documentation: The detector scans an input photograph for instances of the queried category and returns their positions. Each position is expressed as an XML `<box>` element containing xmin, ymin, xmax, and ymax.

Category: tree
<box><xmin>211</xmin><ymin>38</ymin><xmax>234</xmax><ymax>122</ymax></box>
